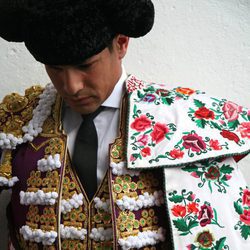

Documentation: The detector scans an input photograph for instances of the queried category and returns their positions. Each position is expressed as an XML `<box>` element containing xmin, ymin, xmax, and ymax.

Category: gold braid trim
<box><xmin>0</xmin><ymin>149</ymin><xmax>12</xmax><ymax>179</ymax></box>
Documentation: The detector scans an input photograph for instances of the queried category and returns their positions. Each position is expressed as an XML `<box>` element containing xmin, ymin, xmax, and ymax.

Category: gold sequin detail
<box><xmin>110</xmin><ymin>138</ymin><xmax>125</xmax><ymax>163</ymax></box>
<box><xmin>25</xmin><ymin>86</ymin><xmax>43</xmax><ymax>102</ymax></box>
<box><xmin>44</xmin><ymin>137</ymin><xmax>64</xmax><ymax>155</ymax></box>
<box><xmin>3</xmin><ymin>93</ymin><xmax>29</xmax><ymax>113</ymax></box>
<box><xmin>26</xmin><ymin>170</ymin><xmax>59</xmax><ymax>192</ymax></box>
<box><xmin>61</xmin><ymin>240</ymin><xmax>85</xmax><ymax>250</ymax></box>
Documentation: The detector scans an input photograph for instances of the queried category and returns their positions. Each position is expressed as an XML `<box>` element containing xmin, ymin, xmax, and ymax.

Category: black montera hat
<box><xmin>0</xmin><ymin>0</ymin><xmax>154</xmax><ymax>65</ymax></box>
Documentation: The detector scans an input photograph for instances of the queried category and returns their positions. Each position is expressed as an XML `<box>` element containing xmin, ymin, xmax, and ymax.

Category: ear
<box><xmin>114</xmin><ymin>34</ymin><xmax>129</xmax><ymax>60</ymax></box>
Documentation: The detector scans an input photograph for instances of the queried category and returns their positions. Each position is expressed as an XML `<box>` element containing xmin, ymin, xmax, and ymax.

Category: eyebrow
<box><xmin>75</xmin><ymin>58</ymin><xmax>98</xmax><ymax>67</ymax></box>
<box><xmin>48</xmin><ymin>58</ymin><xmax>98</xmax><ymax>69</ymax></box>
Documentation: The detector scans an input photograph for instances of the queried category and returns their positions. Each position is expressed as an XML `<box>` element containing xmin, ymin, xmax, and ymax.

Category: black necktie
<box><xmin>73</xmin><ymin>106</ymin><xmax>104</xmax><ymax>200</ymax></box>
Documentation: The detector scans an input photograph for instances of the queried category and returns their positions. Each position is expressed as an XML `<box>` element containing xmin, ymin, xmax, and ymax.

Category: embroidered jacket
<box><xmin>0</xmin><ymin>75</ymin><xmax>249</xmax><ymax>250</ymax></box>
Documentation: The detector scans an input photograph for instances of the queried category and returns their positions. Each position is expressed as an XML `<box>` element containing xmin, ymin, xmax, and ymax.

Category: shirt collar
<box><xmin>102</xmin><ymin>65</ymin><xmax>127</xmax><ymax>109</ymax></box>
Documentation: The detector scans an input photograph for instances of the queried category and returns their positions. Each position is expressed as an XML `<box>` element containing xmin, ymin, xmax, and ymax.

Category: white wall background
<box><xmin>0</xmin><ymin>0</ymin><xmax>249</xmax><ymax>248</ymax></box>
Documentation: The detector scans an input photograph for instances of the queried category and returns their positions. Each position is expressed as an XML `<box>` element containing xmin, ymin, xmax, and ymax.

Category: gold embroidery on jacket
<box><xmin>60</xmin><ymin>158</ymin><xmax>88</xmax><ymax>250</ymax></box>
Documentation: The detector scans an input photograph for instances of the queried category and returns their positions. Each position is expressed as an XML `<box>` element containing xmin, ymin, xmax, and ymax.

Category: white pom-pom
<box><xmin>110</xmin><ymin>161</ymin><xmax>140</xmax><ymax>176</ymax></box>
<box><xmin>61</xmin><ymin>193</ymin><xmax>84</xmax><ymax>214</ymax></box>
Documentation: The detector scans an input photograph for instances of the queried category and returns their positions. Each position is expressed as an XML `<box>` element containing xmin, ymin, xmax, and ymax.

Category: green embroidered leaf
<box><xmin>189</xmin><ymin>244</ymin><xmax>197</xmax><ymax>250</ymax></box>
<box><xmin>189</xmin><ymin>108</ymin><xmax>195</xmax><ymax>113</ymax></box>
<box><xmin>145</xmin><ymin>86</ymin><xmax>155</xmax><ymax>92</ymax></box>
<box><xmin>173</xmin><ymin>218</ymin><xmax>189</xmax><ymax>232</ymax></box>
<box><xmin>195</xmin><ymin>171</ymin><xmax>203</xmax><ymax>177</ymax></box>
<box><xmin>182</xmin><ymin>165</ymin><xmax>199</xmax><ymax>172</ymax></box>
<box><xmin>213</xmin><ymin>208</ymin><xmax>218</xmax><ymax>221</ymax></box>
<box><xmin>144</xmin><ymin>129</ymin><xmax>153</xmax><ymax>135</ymax></box>
<box><xmin>241</xmin><ymin>225</ymin><xmax>250</xmax><ymax>240</ymax></box>
<box><xmin>195</xmin><ymin>119</ymin><xmax>207</xmax><ymax>128</ymax></box>
<box><xmin>220</xmin><ymin>180</ymin><xmax>229</xmax><ymax>187</ymax></box>
<box><xmin>248</xmin><ymin>114</ymin><xmax>250</xmax><ymax>121</ymax></box>
<box><xmin>194</xmin><ymin>99</ymin><xmax>205</xmax><ymax>108</ymax></box>
<box><xmin>132</xmin><ymin>153</ymin><xmax>142</xmax><ymax>160</ymax></box>
<box><xmin>188</xmin><ymin>219</ymin><xmax>198</xmax><ymax>230</ymax></box>
<box><xmin>176</xmin><ymin>139</ymin><xmax>183</xmax><ymax>146</ymax></box>
<box><xmin>208</xmin><ymin>181</ymin><xmax>213</xmax><ymax>193</ymax></box>
<box><xmin>214</xmin><ymin>237</ymin><xmax>226</xmax><ymax>250</ymax></box>
<box><xmin>210</xmin><ymin>121</ymin><xmax>222</xmax><ymax>130</ymax></box>
<box><xmin>234</xmin><ymin>201</ymin><xmax>243</xmax><ymax>215</ymax></box>
<box><xmin>162</xmin><ymin>97</ymin><xmax>174</xmax><ymax>105</ymax></box>
<box><xmin>228</xmin><ymin>120</ymin><xmax>240</xmax><ymax>130</ymax></box>
<box><xmin>156</xmin><ymin>154</ymin><xmax>168</xmax><ymax>159</ymax></box>
<box><xmin>133</xmin><ymin>105</ymin><xmax>137</xmax><ymax>115</ymax></box>
<box><xmin>169</xmin><ymin>195</ymin><xmax>184</xmax><ymax>203</ymax></box>
<box><xmin>211</xmin><ymin>97</ymin><xmax>221</xmax><ymax>103</ymax></box>
<box><xmin>137</xmin><ymin>90</ymin><xmax>144</xmax><ymax>99</ymax></box>
<box><xmin>132</xmin><ymin>132</ymin><xmax>140</xmax><ymax>137</ymax></box>
<box><xmin>220</xmin><ymin>164</ymin><xmax>234</xmax><ymax>174</ymax></box>
<box><xmin>241</xmin><ymin>114</ymin><xmax>248</xmax><ymax>121</ymax></box>
<box><xmin>180</xmin><ymin>231</ymin><xmax>190</xmax><ymax>236</ymax></box>
<box><xmin>165</xmin><ymin>135</ymin><xmax>171</xmax><ymax>140</ymax></box>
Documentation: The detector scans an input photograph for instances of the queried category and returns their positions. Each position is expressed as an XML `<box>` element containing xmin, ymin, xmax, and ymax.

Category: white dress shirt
<box><xmin>63</xmin><ymin>66</ymin><xmax>127</xmax><ymax>185</ymax></box>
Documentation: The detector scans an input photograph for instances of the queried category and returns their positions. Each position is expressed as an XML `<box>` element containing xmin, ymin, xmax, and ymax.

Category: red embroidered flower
<box><xmin>175</xmin><ymin>87</ymin><xmax>195</xmax><ymax>95</ymax></box>
<box><xmin>187</xmin><ymin>202</ymin><xmax>199</xmax><ymax>214</ymax></box>
<box><xmin>127</xmin><ymin>76</ymin><xmax>144</xmax><ymax>93</ymax></box>
<box><xmin>182</xmin><ymin>133</ymin><xmax>206</xmax><ymax>152</ymax></box>
<box><xmin>222</xmin><ymin>101</ymin><xmax>243</xmax><ymax>122</ymax></box>
<box><xmin>195</xmin><ymin>230</ymin><xmax>214</xmax><ymax>248</ymax></box>
<box><xmin>220</xmin><ymin>130</ymin><xmax>240</xmax><ymax>143</ymax></box>
<box><xmin>150</xmin><ymin>122</ymin><xmax>169</xmax><ymax>144</ymax></box>
<box><xmin>141</xmin><ymin>147</ymin><xmax>151</xmax><ymax>157</ymax></box>
<box><xmin>209</xmin><ymin>139</ymin><xmax>222</xmax><ymax>150</ymax></box>
<box><xmin>225</xmin><ymin>174</ymin><xmax>232</xmax><ymax>180</ymax></box>
<box><xmin>242</xmin><ymin>189</ymin><xmax>250</xmax><ymax>206</ymax></box>
<box><xmin>130</xmin><ymin>115</ymin><xmax>151</xmax><ymax>132</ymax></box>
<box><xmin>204</xmin><ymin>166</ymin><xmax>220</xmax><ymax>180</ymax></box>
<box><xmin>240</xmin><ymin>210</ymin><xmax>250</xmax><ymax>225</ymax></box>
<box><xmin>198</xmin><ymin>204</ymin><xmax>214</xmax><ymax>227</ymax></box>
<box><xmin>169</xmin><ymin>149</ymin><xmax>184</xmax><ymax>159</ymax></box>
<box><xmin>137</xmin><ymin>134</ymin><xmax>149</xmax><ymax>146</ymax></box>
<box><xmin>171</xmin><ymin>205</ymin><xmax>186</xmax><ymax>217</ymax></box>
<box><xmin>191</xmin><ymin>172</ymin><xmax>200</xmax><ymax>178</ymax></box>
<box><xmin>156</xmin><ymin>89</ymin><xmax>169</xmax><ymax>97</ymax></box>
<box><xmin>130</xmin><ymin>155</ymin><xmax>136</xmax><ymax>162</ymax></box>
<box><xmin>190</xmin><ymin>193</ymin><xmax>196</xmax><ymax>201</ymax></box>
<box><xmin>238</xmin><ymin>122</ymin><xmax>250</xmax><ymax>139</ymax></box>
<box><xmin>194</xmin><ymin>107</ymin><xmax>215</xmax><ymax>120</ymax></box>
<box><xmin>143</xmin><ymin>94</ymin><xmax>156</xmax><ymax>102</ymax></box>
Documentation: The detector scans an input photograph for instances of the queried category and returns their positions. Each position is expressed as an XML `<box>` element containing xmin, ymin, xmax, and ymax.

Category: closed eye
<box><xmin>76</xmin><ymin>63</ymin><xmax>92</xmax><ymax>70</ymax></box>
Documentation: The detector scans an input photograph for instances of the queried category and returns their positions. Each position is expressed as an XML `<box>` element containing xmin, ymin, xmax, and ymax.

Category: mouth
<box><xmin>67</xmin><ymin>96</ymin><xmax>94</xmax><ymax>106</ymax></box>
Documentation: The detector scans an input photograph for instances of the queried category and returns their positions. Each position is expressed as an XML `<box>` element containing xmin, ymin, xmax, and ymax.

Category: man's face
<box><xmin>45</xmin><ymin>36</ymin><xmax>128</xmax><ymax>114</ymax></box>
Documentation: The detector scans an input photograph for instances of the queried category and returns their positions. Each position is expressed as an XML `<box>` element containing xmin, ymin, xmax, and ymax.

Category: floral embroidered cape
<box><xmin>126</xmin><ymin>75</ymin><xmax>250</xmax><ymax>249</ymax></box>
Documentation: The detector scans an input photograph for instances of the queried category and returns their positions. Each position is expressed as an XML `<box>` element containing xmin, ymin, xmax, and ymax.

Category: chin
<box><xmin>73</xmin><ymin>104</ymin><xmax>100</xmax><ymax>115</ymax></box>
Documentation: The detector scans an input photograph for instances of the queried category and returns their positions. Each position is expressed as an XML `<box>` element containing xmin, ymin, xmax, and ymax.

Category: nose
<box><xmin>63</xmin><ymin>68</ymin><xmax>84</xmax><ymax>96</ymax></box>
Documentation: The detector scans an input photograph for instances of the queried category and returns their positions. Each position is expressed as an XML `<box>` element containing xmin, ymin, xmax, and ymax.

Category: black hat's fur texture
<box><xmin>0</xmin><ymin>0</ymin><xmax>155</xmax><ymax>65</ymax></box>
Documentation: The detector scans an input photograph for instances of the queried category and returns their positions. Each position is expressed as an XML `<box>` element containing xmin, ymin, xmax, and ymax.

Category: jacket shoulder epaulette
<box><xmin>0</xmin><ymin>85</ymin><xmax>44</xmax><ymax>189</ymax></box>
<box><xmin>0</xmin><ymin>85</ymin><xmax>44</xmax><ymax>137</ymax></box>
